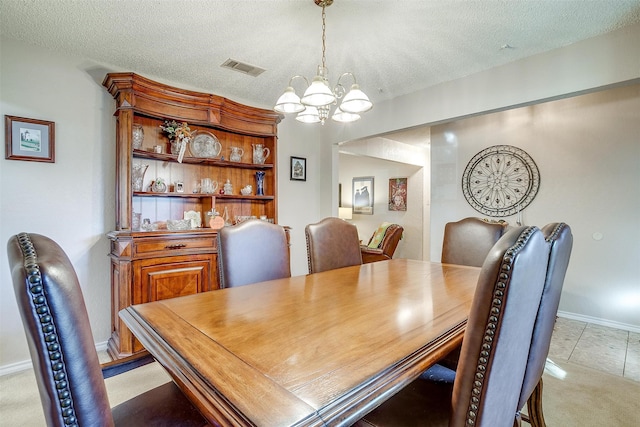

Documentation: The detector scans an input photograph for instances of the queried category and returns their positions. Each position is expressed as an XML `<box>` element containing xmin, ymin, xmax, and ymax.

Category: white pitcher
<box><xmin>131</xmin><ymin>164</ymin><xmax>148</xmax><ymax>192</ymax></box>
<box><xmin>229</xmin><ymin>146</ymin><xmax>244</xmax><ymax>162</ymax></box>
<box><xmin>252</xmin><ymin>144</ymin><xmax>270</xmax><ymax>164</ymax></box>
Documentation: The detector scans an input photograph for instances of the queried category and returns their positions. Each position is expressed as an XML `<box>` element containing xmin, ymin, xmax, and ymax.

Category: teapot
<box><xmin>229</xmin><ymin>146</ymin><xmax>244</xmax><ymax>162</ymax></box>
<box><xmin>252</xmin><ymin>144</ymin><xmax>270</xmax><ymax>164</ymax></box>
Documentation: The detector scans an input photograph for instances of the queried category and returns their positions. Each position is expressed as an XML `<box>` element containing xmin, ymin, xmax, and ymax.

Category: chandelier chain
<box><xmin>321</xmin><ymin>3</ymin><xmax>327</xmax><ymax>72</ymax></box>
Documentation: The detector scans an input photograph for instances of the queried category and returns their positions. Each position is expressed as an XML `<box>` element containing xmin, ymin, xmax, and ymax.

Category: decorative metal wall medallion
<box><xmin>462</xmin><ymin>145</ymin><xmax>540</xmax><ymax>217</ymax></box>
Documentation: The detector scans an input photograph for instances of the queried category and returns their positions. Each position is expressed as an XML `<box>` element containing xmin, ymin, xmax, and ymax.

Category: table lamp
<box><xmin>338</xmin><ymin>207</ymin><xmax>353</xmax><ymax>221</ymax></box>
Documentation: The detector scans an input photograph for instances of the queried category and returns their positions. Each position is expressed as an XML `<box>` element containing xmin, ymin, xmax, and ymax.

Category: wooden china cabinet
<box><xmin>103</xmin><ymin>73</ymin><xmax>281</xmax><ymax>358</ymax></box>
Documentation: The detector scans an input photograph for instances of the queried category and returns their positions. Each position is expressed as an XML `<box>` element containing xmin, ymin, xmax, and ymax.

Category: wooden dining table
<box><xmin>120</xmin><ymin>258</ymin><xmax>481</xmax><ymax>426</ymax></box>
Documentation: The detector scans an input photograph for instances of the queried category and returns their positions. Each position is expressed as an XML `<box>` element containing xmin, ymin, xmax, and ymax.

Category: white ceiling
<box><xmin>2</xmin><ymin>0</ymin><xmax>639</xmax><ymax>113</ymax></box>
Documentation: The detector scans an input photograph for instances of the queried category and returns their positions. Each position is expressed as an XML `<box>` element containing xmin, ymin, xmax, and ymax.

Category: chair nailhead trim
<box><xmin>16</xmin><ymin>233</ymin><xmax>78</xmax><ymax>427</ymax></box>
<box><xmin>465</xmin><ymin>226</ymin><xmax>538</xmax><ymax>426</ymax></box>
<box><xmin>545</xmin><ymin>222</ymin><xmax>567</xmax><ymax>242</ymax></box>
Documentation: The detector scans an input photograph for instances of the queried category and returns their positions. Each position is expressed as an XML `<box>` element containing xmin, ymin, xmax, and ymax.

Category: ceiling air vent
<box><xmin>221</xmin><ymin>58</ymin><xmax>266</xmax><ymax>77</ymax></box>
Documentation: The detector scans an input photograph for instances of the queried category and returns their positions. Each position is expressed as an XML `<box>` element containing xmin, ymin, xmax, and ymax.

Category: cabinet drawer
<box><xmin>134</xmin><ymin>236</ymin><xmax>217</xmax><ymax>257</ymax></box>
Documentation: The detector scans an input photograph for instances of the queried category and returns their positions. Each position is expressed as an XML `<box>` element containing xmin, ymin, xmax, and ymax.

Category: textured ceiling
<box><xmin>2</xmin><ymin>0</ymin><xmax>640</xmax><ymax>112</ymax></box>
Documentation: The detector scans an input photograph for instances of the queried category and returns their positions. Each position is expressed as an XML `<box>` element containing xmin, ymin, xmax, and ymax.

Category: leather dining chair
<box><xmin>353</xmin><ymin>225</ymin><xmax>551</xmax><ymax>427</ymax></box>
<box><xmin>217</xmin><ymin>219</ymin><xmax>291</xmax><ymax>288</ymax></box>
<box><xmin>441</xmin><ymin>217</ymin><xmax>509</xmax><ymax>267</ymax></box>
<box><xmin>360</xmin><ymin>223</ymin><xmax>404</xmax><ymax>264</ymax></box>
<box><xmin>424</xmin><ymin>217</ymin><xmax>509</xmax><ymax>377</ymax></box>
<box><xmin>517</xmin><ymin>222</ymin><xmax>573</xmax><ymax>427</ymax></box>
<box><xmin>424</xmin><ymin>222</ymin><xmax>574</xmax><ymax>425</ymax></box>
<box><xmin>305</xmin><ymin>217</ymin><xmax>363</xmax><ymax>274</ymax></box>
<box><xmin>7</xmin><ymin>232</ymin><xmax>207</xmax><ymax>427</ymax></box>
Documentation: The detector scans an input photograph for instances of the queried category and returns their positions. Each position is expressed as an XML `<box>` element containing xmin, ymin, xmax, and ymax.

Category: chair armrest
<box><xmin>360</xmin><ymin>246</ymin><xmax>391</xmax><ymax>264</ymax></box>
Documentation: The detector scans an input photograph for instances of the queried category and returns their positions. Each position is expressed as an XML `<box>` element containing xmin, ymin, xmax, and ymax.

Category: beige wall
<box><xmin>1</xmin><ymin>40</ymin><xmax>116</xmax><ymax>371</ymax></box>
<box><xmin>430</xmin><ymin>84</ymin><xmax>640</xmax><ymax>330</ymax></box>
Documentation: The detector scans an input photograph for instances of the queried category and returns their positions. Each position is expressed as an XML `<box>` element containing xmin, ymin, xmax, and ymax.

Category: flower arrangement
<box><xmin>159</xmin><ymin>120</ymin><xmax>191</xmax><ymax>163</ymax></box>
<box><xmin>159</xmin><ymin>120</ymin><xmax>192</xmax><ymax>141</ymax></box>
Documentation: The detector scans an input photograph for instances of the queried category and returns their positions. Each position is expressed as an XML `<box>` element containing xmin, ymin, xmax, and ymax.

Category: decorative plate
<box><xmin>461</xmin><ymin>145</ymin><xmax>540</xmax><ymax>217</ymax></box>
<box><xmin>190</xmin><ymin>131</ymin><xmax>221</xmax><ymax>158</ymax></box>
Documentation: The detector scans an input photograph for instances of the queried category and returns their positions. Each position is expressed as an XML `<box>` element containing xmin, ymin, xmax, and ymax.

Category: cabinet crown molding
<box><xmin>102</xmin><ymin>72</ymin><xmax>281</xmax><ymax>136</ymax></box>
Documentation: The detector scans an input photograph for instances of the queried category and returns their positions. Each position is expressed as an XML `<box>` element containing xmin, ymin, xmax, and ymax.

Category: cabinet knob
<box><xmin>165</xmin><ymin>244</ymin><xmax>187</xmax><ymax>250</ymax></box>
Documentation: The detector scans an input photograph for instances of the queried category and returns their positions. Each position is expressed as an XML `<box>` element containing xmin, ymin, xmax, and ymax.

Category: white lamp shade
<box><xmin>332</xmin><ymin>107</ymin><xmax>360</xmax><ymax>123</ymax></box>
<box><xmin>339</xmin><ymin>84</ymin><xmax>373</xmax><ymax>114</ymax></box>
<box><xmin>296</xmin><ymin>106</ymin><xmax>321</xmax><ymax>123</ymax></box>
<box><xmin>301</xmin><ymin>75</ymin><xmax>336</xmax><ymax>107</ymax></box>
<box><xmin>338</xmin><ymin>207</ymin><xmax>353</xmax><ymax>220</ymax></box>
<box><xmin>274</xmin><ymin>87</ymin><xmax>305</xmax><ymax>113</ymax></box>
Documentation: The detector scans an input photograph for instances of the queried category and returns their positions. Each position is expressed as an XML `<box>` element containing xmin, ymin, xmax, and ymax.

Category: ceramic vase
<box><xmin>255</xmin><ymin>171</ymin><xmax>265</xmax><ymax>196</ymax></box>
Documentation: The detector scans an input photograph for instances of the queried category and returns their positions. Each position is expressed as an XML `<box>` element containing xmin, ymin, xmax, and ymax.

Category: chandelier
<box><xmin>273</xmin><ymin>0</ymin><xmax>373</xmax><ymax>125</ymax></box>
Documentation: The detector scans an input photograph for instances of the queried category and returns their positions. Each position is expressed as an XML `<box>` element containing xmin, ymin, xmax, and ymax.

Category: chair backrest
<box><xmin>517</xmin><ymin>222</ymin><xmax>573</xmax><ymax>410</ymax></box>
<box><xmin>305</xmin><ymin>217</ymin><xmax>362</xmax><ymax>274</ymax></box>
<box><xmin>8</xmin><ymin>233</ymin><xmax>114</xmax><ymax>427</ymax></box>
<box><xmin>441</xmin><ymin>217</ymin><xmax>508</xmax><ymax>267</ymax></box>
<box><xmin>450</xmin><ymin>226</ymin><xmax>550</xmax><ymax>427</ymax></box>
<box><xmin>217</xmin><ymin>219</ymin><xmax>291</xmax><ymax>288</ymax></box>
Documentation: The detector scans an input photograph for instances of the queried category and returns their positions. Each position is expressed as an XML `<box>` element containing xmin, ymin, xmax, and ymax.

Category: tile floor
<box><xmin>549</xmin><ymin>316</ymin><xmax>640</xmax><ymax>382</ymax></box>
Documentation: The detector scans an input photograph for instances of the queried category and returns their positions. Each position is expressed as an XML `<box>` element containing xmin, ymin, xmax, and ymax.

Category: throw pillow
<box><xmin>368</xmin><ymin>222</ymin><xmax>392</xmax><ymax>248</ymax></box>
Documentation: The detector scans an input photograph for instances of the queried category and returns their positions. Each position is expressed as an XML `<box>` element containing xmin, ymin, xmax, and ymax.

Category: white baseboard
<box><xmin>557</xmin><ymin>311</ymin><xmax>640</xmax><ymax>334</ymax></box>
<box><xmin>0</xmin><ymin>341</ymin><xmax>108</xmax><ymax>377</ymax></box>
<box><xmin>0</xmin><ymin>359</ymin><xmax>33</xmax><ymax>377</ymax></box>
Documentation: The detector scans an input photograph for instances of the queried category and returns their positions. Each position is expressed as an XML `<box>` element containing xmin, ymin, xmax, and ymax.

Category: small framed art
<box><xmin>5</xmin><ymin>115</ymin><xmax>55</xmax><ymax>163</ymax></box>
<box><xmin>353</xmin><ymin>176</ymin><xmax>374</xmax><ymax>215</ymax></box>
<box><xmin>290</xmin><ymin>156</ymin><xmax>306</xmax><ymax>181</ymax></box>
<box><xmin>389</xmin><ymin>177</ymin><xmax>407</xmax><ymax>211</ymax></box>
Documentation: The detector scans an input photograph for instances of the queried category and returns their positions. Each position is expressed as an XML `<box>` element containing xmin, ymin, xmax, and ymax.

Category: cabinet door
<box><xmin>135</xmin><ymin>254</ymin><xmax>217</xmax><ymax>304</ymax></box>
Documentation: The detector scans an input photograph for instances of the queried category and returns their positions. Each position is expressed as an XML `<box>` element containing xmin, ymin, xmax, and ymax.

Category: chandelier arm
<box><xmin>336</xmin><ymin>72</ymin><xmax>357</xmax><ymax>85</ymax></box>
<box><xmin>288</xmin><ymin>75</ymin><xmax>311</xmax><ymax>90</ymax></box>
<box><xmin>334</xmin><ymin>72</ymin><xmax>357</xmax><ymax>99</ymax></box>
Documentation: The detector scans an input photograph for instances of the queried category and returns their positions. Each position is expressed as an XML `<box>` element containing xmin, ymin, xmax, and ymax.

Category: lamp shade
<box><xmin>296</xmin><ymin>106</ymin><xmax>321</xmax><ymax>123</ymax></box>
<box><xmin>339</xmin><ymin>84</ymin><xmax>373</xmax><ymax>114</ymax></box>
<box><xmin>274</xmin><ymin>87</ymin><xmax>305</xmax><ymax>113</ymax></box>
<box><xmin>301</xmin><ymin>75</ymin><xmax>336</xmax><ymax>107</ymax></box>
<box><xmin>338</xmin><ymin>207</ymin><xmax>353</xmax><ymax>220</ymax></box>
<box><xmin>332</xmin><ymin>107</ymin><xmax>360</xmax><ymax>123</ymax></box>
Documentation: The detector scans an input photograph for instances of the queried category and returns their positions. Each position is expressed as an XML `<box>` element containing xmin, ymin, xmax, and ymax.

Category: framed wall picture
<box><xmin>290</xmin><ymin>156</ymin><xmax>306</xmax><ymax>181</ymax></box>
<box><xmin>353</xmin><ymin>176</ymin><xmax>374</xmax><ymax>215</ymax></box>
<box><xmin>5</xmin><ymin>115</ymin><xmax>55</xmax><ymax>163</ymax></box>
<box><xmin>389</xmin><ymin>177</ymin><xmax>407</xmax><ymax>211</ymax></box>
